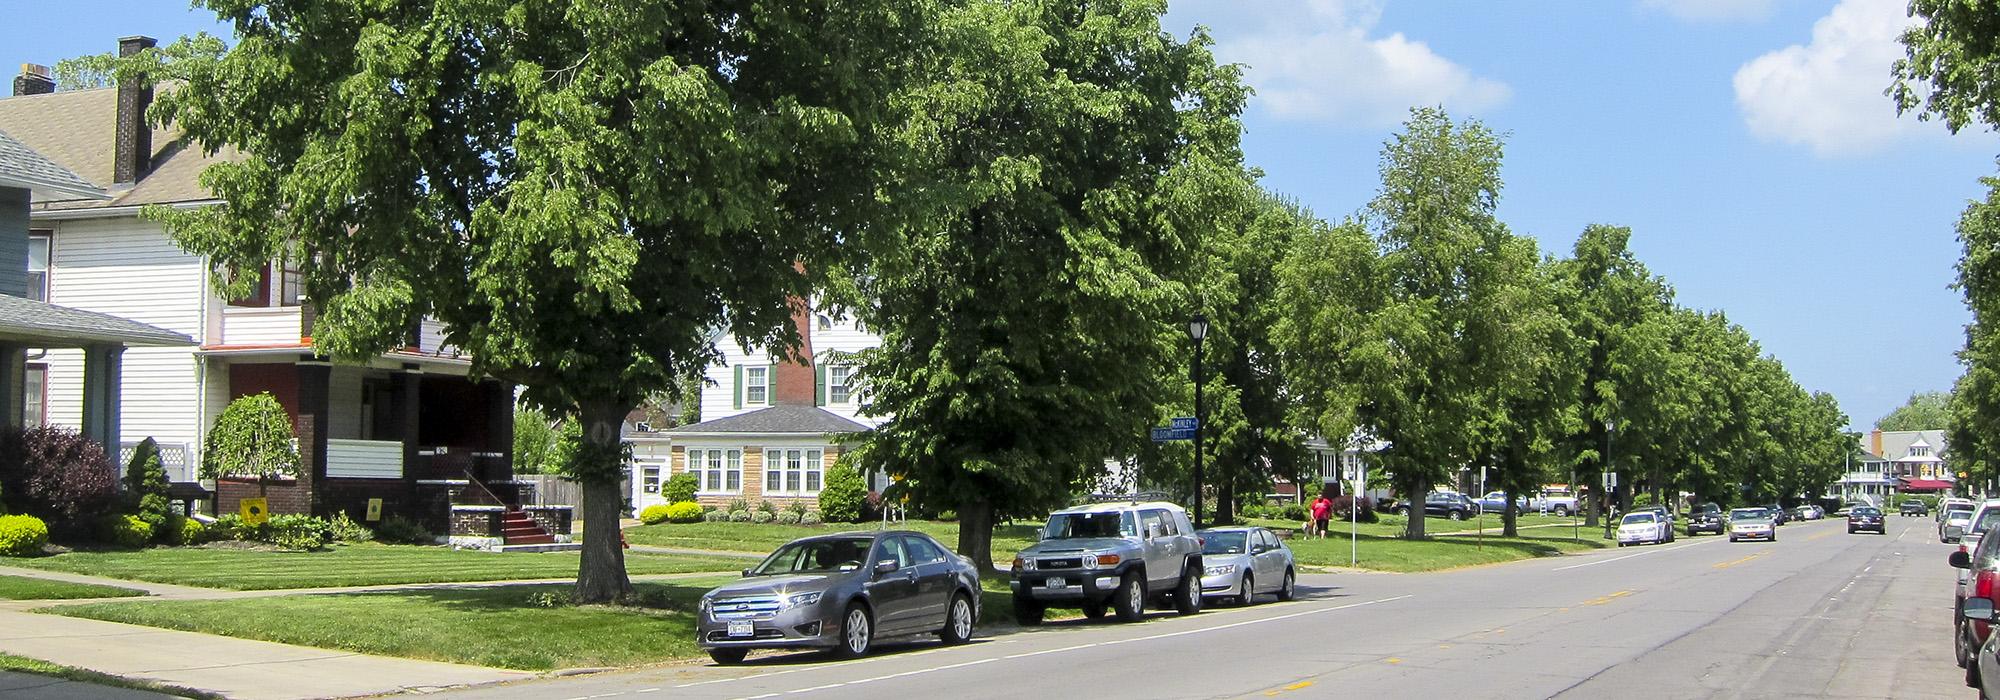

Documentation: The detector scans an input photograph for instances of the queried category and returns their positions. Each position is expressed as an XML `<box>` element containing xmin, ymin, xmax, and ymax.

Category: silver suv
<box><xmin>1009</xmin><ymin>501</ymin><xmax>1205</xmax><ymax>624</ymax></box>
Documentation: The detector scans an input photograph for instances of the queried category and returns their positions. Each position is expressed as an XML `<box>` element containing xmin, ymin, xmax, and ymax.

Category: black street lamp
<box><xmin>1603</xmin><ymin>418</ymin><xmax>1617</xmax><ymax>540</ymax></box>
<box><xmin>1189</xmin><ymin>313</ymin><xmax>1209</xmax><ymax>527</ymax></box>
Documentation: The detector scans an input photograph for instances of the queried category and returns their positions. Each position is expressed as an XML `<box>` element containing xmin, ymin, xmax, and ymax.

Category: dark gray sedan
<box><xmin>697</xmin><ymin>531</ymin><xmax>982</xmax><ymax>664</ymax></box>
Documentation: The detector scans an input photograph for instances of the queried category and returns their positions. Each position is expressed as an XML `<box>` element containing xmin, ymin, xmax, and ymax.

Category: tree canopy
<box><xmin>1877</xmin><ymin>390</ymin><xmax>1952</xmax><ymax>431</ymax></box>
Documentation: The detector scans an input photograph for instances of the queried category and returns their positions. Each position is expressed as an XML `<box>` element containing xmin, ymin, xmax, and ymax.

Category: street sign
<box><xmin>1170</xmin><ymin>417</ymin><xmax>1199</xmax><ymax>431</ymax></box>
<box><xmin>1151</xmin><ymin>427</ymin><xmax>1196</xmax><ymax>442</ymax></box>
<box><xmin>1603</xmin><ymin>472</ymin><xmax>1618</xmax><ymax>489</ymax></box>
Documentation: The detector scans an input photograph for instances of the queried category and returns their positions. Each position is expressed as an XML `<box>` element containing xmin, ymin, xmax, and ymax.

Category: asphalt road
<box><xmin>434</xmin><ymin>515</ymin><xmax>1967</xmax><ymax>700</ymax></box>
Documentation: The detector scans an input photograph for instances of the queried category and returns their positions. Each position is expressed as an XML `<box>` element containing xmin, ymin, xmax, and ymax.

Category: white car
<box><xmin>1729</xmin><ymin>508</ymin><xmax>1776</xmax><ymax>542</ymax></box>
<box><xmin>1617</xmin><ymin>512</ymin><xmax>1671</xmax><ymax>547</ymax></box>
<box><xmin>1794</xmin><ymin>504</ymin><xmax>1824</xmax><ymax>520</ymax></box>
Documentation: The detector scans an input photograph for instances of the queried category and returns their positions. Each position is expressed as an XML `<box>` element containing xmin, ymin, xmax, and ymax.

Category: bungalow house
<box><xmin>2</xmin><ymin>42</ymin><xmax>553</xmax><ymax>546</ymax></box>
<box><xmin>1869</xmin><ymin>429</ymin><xmax>1953</xmax><ymax>496</ymax></box>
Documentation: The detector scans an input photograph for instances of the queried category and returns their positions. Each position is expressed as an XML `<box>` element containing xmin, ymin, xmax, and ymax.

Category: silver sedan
<box><xmin>1194</xmin><ymin>526</ymin><xmax>1297</xmax><ymax>606</ymax></box>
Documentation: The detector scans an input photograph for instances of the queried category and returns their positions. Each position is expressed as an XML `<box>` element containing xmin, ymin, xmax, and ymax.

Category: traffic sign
<box><xmin>1170</xmin><ymin>417</ymin><xmax>1199</xmax><ymax>431</ymax></box>
<box><xmin>1602</xmin><ymin>472</ymin><xmax>1618</xmax><ymax>489</ymax></box>
<box><xmin>1151</xmin><ymin>427</ymin><xmax>1196</xmax><ymax>442</ymax></box>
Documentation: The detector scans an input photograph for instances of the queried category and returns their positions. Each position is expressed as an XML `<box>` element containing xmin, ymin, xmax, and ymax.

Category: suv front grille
<box><xmin>1038</xmin><ymin>558</ymin><xmax>1082</xmax><ymax>569</ymax></box>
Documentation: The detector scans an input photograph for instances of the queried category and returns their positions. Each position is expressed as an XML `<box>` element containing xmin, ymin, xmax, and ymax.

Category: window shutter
<box><xmin>766</xmin><ymin>364</ymin><xmax>775</xmax><ymax>403</ymax></box>
<box><xmin>816</xmin><ymin>364</ymin><xmax>828</xmax><ymax>405</ymax></box>
<box><xmin>733</xmin><ymin>365</ymin><xmax>744</xmax><ymax>409</ymax></box>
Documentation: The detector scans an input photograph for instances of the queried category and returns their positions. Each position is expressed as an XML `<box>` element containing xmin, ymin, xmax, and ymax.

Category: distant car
<box><xmin>1946</xmin><ymin>504</ymin><xmax>1978</xmax><ymax>543</ymax></box>
<box><xmin>1766</xmin><ymin>504</ymin><xmax>1790</xmax><ymax>526</ymax></box>
<box><xmin>1394</xmin><ymin>492</ymin><xmax>1480</xmax><ymax>521</ymax></box>
<box><xmin>1685</xmin><ymin>503</ymin><xmax>1724</xmax><ymax>536</ymax></box>
<box><xmin>1476</xmin><ymin>491</ymin><xmax>1528</xmax><ymax>514</ymax></box>
<box><xmin>1903</xmin><ymin>500</ymin><xmax>1931</xmax><ymax>517</ymax></box>
<box><xmin>1796</xmin><ymin>504</ymin><xmax>1825</xmax><ymax>521</ymax></box>
<box><xmin>1195</xmin><ymin>527</ymin><xmax>1297</xmax><ymax>606</ymax></box>
<box><xmin>1728</xmin><ymin>508</ymin><xmax>1775</xmax><ymax>542</ymax></box>
<box><xmin>1617</xmin><ymin>511</ymin><xmax>1672</xmax><ymax>547</ymax></box>
<box><xmin>696</xmin><ymin>531</ymin><xmax>982</xmax><ymax>664</ymax></box>
<box><xmin>1846</xmin><ymin>506</ymin><xmax>1884</xmax><ymax>534</ymax></box>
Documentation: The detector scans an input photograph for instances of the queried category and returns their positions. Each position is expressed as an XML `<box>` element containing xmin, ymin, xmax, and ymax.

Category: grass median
<box><xmin>623</xmin><ymin>520</ymin><xmax>1044</xmax><ymax>561</ymax></box>
<box><xmin>0</xmin><ymin>574</ymin><xmax>146</xmax><ymax>600</ymax></box>
<box><xmin>6</xmin><ymin>543</ymin><xmax>747</xmax><ymax>590</ymax></box>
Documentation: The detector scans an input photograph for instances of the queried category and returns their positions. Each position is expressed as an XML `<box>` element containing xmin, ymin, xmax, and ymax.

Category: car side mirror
<box><xmin>874</xmin><ymin>559</ymin><xmax>898</xmax><ymax>576</ymax></box>
<box><xmin>741</xmin><ymin>568</ymin><xmax>753</xmax><ymax>577</ymax></box>
<box><xmin>1953</xmin><ymin>551</ymin><xmax>1973</xmax><ymax>569</ymax></box>
<box><xmin>1968</xmin><ymin>598</ymin><xmax>1995</xmax><ymax>622</ymax></box>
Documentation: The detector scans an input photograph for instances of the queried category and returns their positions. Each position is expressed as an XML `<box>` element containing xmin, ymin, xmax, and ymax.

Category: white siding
<box><xmin>699</xmin><ymin>309</ymin><xmax>886</xmax><ymax>428</ymax></box>
<box><xmin>219</xmin><ymin>306</ymin><xmax>303</xmax><ymax>346</ymax></box>
<box><xmin>418</xmin><ymin>318</ymin><xmax>458</xmax><ymax>356</ymax></box>
<box><xmin>36</xmin><ymin>216</ymin><xmax>208</xmax><ymax>453</ymax></box>
<box><xmin>326</xmin><ymin>438</ymin><xmax>402</xmax><ymax>478</ymax></box>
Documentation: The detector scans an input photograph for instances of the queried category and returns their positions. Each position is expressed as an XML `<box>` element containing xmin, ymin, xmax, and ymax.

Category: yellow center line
<box><xmin>1713</xmin><ymin>551</ymin><xmax>1768</xmax><ymax>569</ymax></box>
<box><xmin>1262</xmin><ymin>680</ymin><xmax>1316</xmax><ymax>696</ymax></box>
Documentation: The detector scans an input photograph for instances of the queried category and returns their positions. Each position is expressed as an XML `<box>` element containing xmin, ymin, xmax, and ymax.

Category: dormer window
<box><xmin>27</xmin><ymin>231</ymin><xmax>50</xmax><ymax>301</ymax></box>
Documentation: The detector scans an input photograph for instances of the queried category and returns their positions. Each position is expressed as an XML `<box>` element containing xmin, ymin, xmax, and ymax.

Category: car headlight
<box><xmin>1019</xmin><ymin>557</ymin><xmax>1037</xmax><ymax>572</ymax></box>
<box><xmin>699</xmin><ymin>597</ymin><xmax>714</xmax><ymax>615</ymax></box>
<box><xmin>1204</xmin><ymin>564</ymin><xmax>1236</xmax><ymax>576</ymax></box>
<box><xmin>1083</xmin><ymin>554</ymin><xmax>1119</xmax><ymax>570</ymax></box>
<box><xmin>783</xmin><ymin>592</ymin><xmax>823</xmax><ymax>610</ymax></box>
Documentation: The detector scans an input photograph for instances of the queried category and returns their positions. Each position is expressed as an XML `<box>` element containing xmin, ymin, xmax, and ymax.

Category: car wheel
<box><xmin>1174</xmin><ymin>566</ymin><xmax>1203</xmax><ymax>615</ymax></box>
<box><xmin>1848</xmin><ymin>527</ymin><xmax>1855</xmax><ymax>534</ymax></box>
<box><xmin>1012</xmin><ymin>597</ymin><xmax>1044</xmax><ymax>627</ymax></box>
<box><xmin>1240</xmin><ymin>573</ymin><xmax>1256</xmax><ymax>606</ymax></box>
<box><xmin>1957</xmin><ymin>618</ymin><xmax>1970</xmax><ymax>669</ymax></box>
<box><xmin>1395</xmin><ymin>506</ymin><xmax>1410</xmax><ymax>517</ymax></box>
<box><xmin>1729</xmin><ymin>536</ymin><xmax>1738</xmax><ymax>542</ymax></box>
<box><xmin>1278</xmin><ymin>569</ymin><xmax>1296</xmax><ymax>601</ymax></box>
<box><xmin>1113</xmin><ymin>572</ymin><xmax>1145</xmax><ymax>622</ymax></box>
<box><xmin>1554</xmin><ymin>506</ymin><xmax>1570</xmax><ymax>517</ymax></box>
<box><xmin>836</xmin><ymin>603</ymin><xmax>873</xmax><ymax>658</ymax></box>
<box><xmin>708</xmin><ymin>648</ymin><xmax>748</xmax><ymax>665</ymax></box>
<box><xmin>940</xmin><ymin>594</ymin><xmax>975</xmax><ymax>645</ymax></box>
<box><xmin>1448</xmin><ymin>510</ymin><xmax>1465</xmax><ymax>522</ymax></box>
<box><xmin>1081</xmin><ymin>601</ymin><xmax>1107</xmax><ymax>619</ymax></box>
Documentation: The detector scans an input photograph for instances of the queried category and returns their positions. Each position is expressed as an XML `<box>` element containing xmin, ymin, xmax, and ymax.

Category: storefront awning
<box><xmin>1900</xmin><ymin>478</ymin><xmax>1955</xmax><ymax>491</ymax></box>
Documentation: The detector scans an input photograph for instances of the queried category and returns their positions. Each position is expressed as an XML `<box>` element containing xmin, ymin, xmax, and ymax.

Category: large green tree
<box><xmin>847</xmin><ymin>0</ymin><xmax>1247</xmax><ymax>568</ymax></box>
<box><xmin>1953</xmin><ymin>175</ymin><xmax>2000</xmax><ymax>488</ymax></box>
<box><xmin>1891</xmin><ymin>0</ymin><xmax>2000</xmax><ymax>136</ymax></box>
<box><xmin>1553</xmin><ymin>225</ymin><xmax>1674</xmax><ymax>526</ymax></box>
<box><xmin>145</xmin><ymin>0</ymin><xmax>928</xmax><ymax>602</ymax></box>
<box><xmin>1877</xmin><ymin>390</ymin><xmax>1952</xmax><ymax>431</ymax></box>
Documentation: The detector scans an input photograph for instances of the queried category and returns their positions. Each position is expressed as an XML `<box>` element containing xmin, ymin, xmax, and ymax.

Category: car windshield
<box><xmin>750</xmin><ymin>537</ymin><xmax>873</xmax><ymax>576</ymax></box>
<box><xmin>1621</xmin><ymin>513</ymin><xmax>1656</xmax><ymax>525</ymax></box>
<box><xmin>1697</xmin><ymin>504</ymin><xmax>1720</xmax><ymax>514</ymax></box>
<box><xmin>1949</xmin><ymin>506</ymin><xmax>1975</xmax><ymax>520</ymax></box>
<box><xmin>1973</xmin><ymin>508</ymin><xmax>2000</xmax><ymax>535</ymax></box>
<box><xmin>1043</xmin><ymin>511</ymin><xmax>1137</xmax><ymax>540</ymax></box>
<box><xmin>1730</xmin><ymin>509</ymin><xmax>1768</xmax><ymax>521</ymax></box>
<box><xmin>1851</xmin><ymin>507</ymin><xmax>1880</xmax><ymax>516</ymax></box>
<box><xmin>1202</xmin><ymin>531</ymin><xmax>1248</xmax><ymax>555</ymax></box>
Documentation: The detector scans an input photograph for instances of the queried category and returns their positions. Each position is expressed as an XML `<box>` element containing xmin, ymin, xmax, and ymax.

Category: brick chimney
<box><xmin>12</xmin><ymin>64</ymin><xmax>53</xmax><ymax>96</ymax></box>
<box><xmin>771</xmin><ymin>297</ymin><xmax>817</xmax><ymax>406</ymax></box>
<box><xmin>1871</xmin><ymin>429</ymin><xmax>1883</xmax><ymax>458</ymax></box>
<box><xmin>113</xmin><ymin>36</ymin><xmax>156</xmax><ymax>186</ymax></box>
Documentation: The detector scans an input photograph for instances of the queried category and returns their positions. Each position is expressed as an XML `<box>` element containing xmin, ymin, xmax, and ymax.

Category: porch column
<box><xmin>399</xmin><ymin>364</ymin><xmax>421</xmax><ymax>481</ymax></box>
<box><xmin>80</xmin><ymin>344</ymin><xmax>123</xmax><ymax>462</ymax></box>
<box><xmin>0</xmin><ymin>342</ymin><xmax>23</xmax><ymax>429</ymax></box>
<box><xmin>297</xmin><ymin>360</ymin><xmax>331</xmax><ymax>512</ymax></box>
<box><xmin>484</xmin><ymin>380</ymin><xmax>513</xmax><ymax>475</ymax></box>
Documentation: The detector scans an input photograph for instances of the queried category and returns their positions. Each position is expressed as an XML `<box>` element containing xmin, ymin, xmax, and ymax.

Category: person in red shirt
<box><xmin>1310</xmin><ymin>494</ymin><xmax>1334</xmax><ymax>539</ymax></box>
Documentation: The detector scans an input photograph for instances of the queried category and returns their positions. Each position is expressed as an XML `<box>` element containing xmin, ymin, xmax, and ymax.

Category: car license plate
<box><xmin>727</xmin><ymin>620</ymin><xmax>753</xmax><ymax>638</ymax></box>
<box><xmin>1045</xmin><ymin>577</ymin><xmax>1066</xmax><ymax>589</ymax></box>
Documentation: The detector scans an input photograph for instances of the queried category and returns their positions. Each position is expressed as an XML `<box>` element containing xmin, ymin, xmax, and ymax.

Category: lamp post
<box><xmin>1189</xmin><ymin>313</ymin><xmax>1209</xmax><ymax>527</ymax></box>
<box><xmin>1603</xmin><ymin>419</ymin><xmax>1617</xmax><ymax>540</ymax></box>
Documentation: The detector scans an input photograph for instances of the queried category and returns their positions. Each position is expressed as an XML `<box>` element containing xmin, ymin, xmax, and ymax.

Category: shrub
<box><xmin>169</xmin><ymin>516</ymin><xmax>207</xmax><ymax>546</ymax></box>
<box><xmin>327</xmin><ymin>512</ymin><xmax>374</xmax><ymax>543</ymax></box>
<box><xmin>786</xmin><ymin>500</ymin><xmax>808</xmax><ymax>515</ymax></box>
<box><xmin>0</xmin><ymin>425</ymin><xmax>118</xmax><ymax>530</ymax></box>
<box><xmin>817</xmin><ymin>464</ymin><xmax>868</xmax><ymax>523</ymax></box>
<box><xmin>373</xmin><ymin>514</ymin><xmax>434</xmax><ymax>545</ymax></box>
<box><xmin>266</xmin><ymin>514</ymin><xmax>333</xmax><ymax>551</ymax></box>
<box><xmin>729</xmin><ymin>509</ymin><xmax>752</xmax><ymax>522</ymax></box>
<box><xmin>936</xmin><ymin>509</ymin><xmax>958</xmax><ymax>522</ymax></box>
<box><xmin>728</xmin><ymin>498</ymin><xmax>750</xmax><ymax>513</ymax></box>
<box><xmin>751</xmin><ymin>510</ymin><xmax>774</xmax><ymax>524</ymax></box>
<box><xmin>123</xmin><ymin>437</ymin><xmax>175</xmax><ymax>532</ymax></box>
<box><xmin>801</xmin><ymin>510</ymin><xmax>824</xmax><ymax>526</ymax></box>
<box><xmin>757</xmin><ymin>500</ymin><xmax>777</xmax><ymax>515</ymax></box>
<box><xmin>776</xmin><ymin>510</ymin><xmax>802</xmax><ymax>525</ymax></box>
<box><xmin>0</xmin><ymin>514</ymin><xmax>49</xmax><ymax>556</ymax></box>
<box><xmin>1280</xmin><ymin>502</ymin><xmax>1309</xmax><ymax>522</ymax></box>
<box><xmin>663</xmin><ymin>501</ymin><xmax>704</xmax><ymax>524</ymax></box>
<box><xmin>703</xmin><ymin>508</ymin><xmax>729</xmax><ymax>523</ymax></box>
<box><xmin>639</xmin><ymin>504</ymin><xmax>674</xmax><ymax>525</ymax></box>
<box><xmin>1329</xmin><ymin>496</ymin><xmax>1378</xmax><ymax>523</ymax></box>
<box><xmin>662</xmin><ymin>473</ymin><xmax>699</xmax><ymax>504</ymax></box>
<box><xmin>95</xmin><ymin>514</ymin><xmax>153</xmax><ymax>548</ymax></box>
<box><xmin>200</xmin><ymin>393</ymin><xmax>301</xmax><ymax>491</ymax></box>
<box><xmin>210</xmin><ymin>513</ymin><xmax>263</xmax><ymax>542</ymax></box>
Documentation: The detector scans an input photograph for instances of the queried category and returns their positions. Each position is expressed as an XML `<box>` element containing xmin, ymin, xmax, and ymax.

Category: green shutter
<box><xmin>733</xmin><ymin>365</ymin><xmax>744</xmax><ymax>409</ymax></box>
<box><xmin>816</xmin><ymin>363</ymin><xmax>828</xmax><ymax>405</ymax></box>
<box><xmin>766</xmin><ymin>364</ymin><xmax>776</xmax><ymax>404</ymax></box>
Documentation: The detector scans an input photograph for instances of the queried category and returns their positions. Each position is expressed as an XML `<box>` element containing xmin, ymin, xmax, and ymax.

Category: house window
<box><xmin>687</xmin><ymin>448</ymin><xmax>742</xmax><ymax>494</ymax></box>
<box><xmin>744</xmin><ymin>366</ymin><xmax>769</xmax><ymax>405</ymax></box>
<box><xmin>23</xmin><ymin>364</ymin><xmax>46</xmax><ymax>426</ymax></box>
<box><xmin>641</xmin><ymin>463</ymin><xmax>661</xmax><ymax>494</ymax></box>
<box><xmin>27</xmin><ymin>231</ymin><xmax>50</xmax><ymax>302</ymax></box>
<box><xmin>279</xmin><ymin>255</ymin><xmax>303</xmax><ymax>306</ymax></box>
<box><xmin>763</xmin><ymin>448</ymin><xmax>825</xmax><ymax>496</ymax></box>
<box><xmin>829</xmin><ymin>366</ymin><xmax>853</xmax><ymax>404</ymax></box>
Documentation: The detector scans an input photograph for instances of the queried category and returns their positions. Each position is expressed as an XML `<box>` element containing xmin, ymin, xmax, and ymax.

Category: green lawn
<box><xmin>1284</xmin><ymin>527</ymin><xmax>1609</xmax><ymax>572</ymax></box>
<box><xmin>6</xmin><ymin>544</ymin><xmax>746</xmax><ymax>590</ymax></box>
<box><xmin>0</xmin><ymin>574</ymin><xmax>146</xmax><ymax>600</ymax></box>
<box><xmin>0</xmin><ymin>652</ymin><xmax>223</xmax><ymax>699</ymax></box>
<box><xmin>50</xmin><ymin>579</ymin><xmax>735</xmax><ymax>671</ymax></box>
<box><xmin>624</xmin><ymin>520</ymin><xmax>1045</xmax><ymax>561</ymax></box>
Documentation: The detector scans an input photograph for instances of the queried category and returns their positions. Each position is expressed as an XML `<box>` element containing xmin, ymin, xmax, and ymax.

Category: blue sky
<box><xmin>7</xmin><ymin>0</ymin><xmax>1991</xmax><ymax>430</ymax></box>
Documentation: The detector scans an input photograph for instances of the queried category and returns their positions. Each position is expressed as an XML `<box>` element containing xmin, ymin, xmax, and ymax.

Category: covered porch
<box><xmin>0</xmin><ymin>294</ymin><xmax>192</xmax><ymax>457</ymax></box>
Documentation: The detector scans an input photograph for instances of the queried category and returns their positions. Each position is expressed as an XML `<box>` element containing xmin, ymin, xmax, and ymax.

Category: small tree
<box><xmin>512</xmin><ymin>407</ymin><xmax>558</xmax><ymax>476</ymax></box>
<box><xmin>123</xmin><ymin>437</ymin><xmax>174</xmax><ymax>529</ymax></box>
<box><xmin>201</xmin><ymin>393</ymin><xmax>301</xmax><ymax>497</ymax></box>
<box><xmin>818</xmin><ymin>463</ymin><xmax>868</xmax><ymax>524</ymax></box>
<box><xmin>662</xmin><ymin>473</ymin><xmax>699</xmax><ymax>504</ymax></box>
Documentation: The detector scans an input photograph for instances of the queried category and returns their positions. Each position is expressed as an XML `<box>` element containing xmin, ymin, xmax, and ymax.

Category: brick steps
<box><xmin>499</xmin><ymin>510</ymin><xmax>556</xmax><ymax>545</ymax></box>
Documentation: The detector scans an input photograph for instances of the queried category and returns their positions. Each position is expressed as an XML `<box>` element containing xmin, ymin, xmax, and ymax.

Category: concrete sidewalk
<box><xmin>0</xmin><ymin>610</ymin><xmax>532</xmax><ymax>700</ymax></box>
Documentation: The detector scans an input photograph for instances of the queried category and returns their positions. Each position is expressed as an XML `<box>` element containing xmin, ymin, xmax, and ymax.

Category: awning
<box><xmin>1900</xmin><ymin>478</ymin><xmax>1955</xmax><ymax>491</ymax></box>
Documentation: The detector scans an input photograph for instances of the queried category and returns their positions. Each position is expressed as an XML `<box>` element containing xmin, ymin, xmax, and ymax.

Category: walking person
<box><xmin>1310</xmin><ymin>493</ymin><xmax>1334</xmax><ymax>540</ymax></box>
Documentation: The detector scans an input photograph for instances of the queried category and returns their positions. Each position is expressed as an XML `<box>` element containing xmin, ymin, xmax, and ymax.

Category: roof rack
<box><xmin>1085</xmin><ymin>491</ymin><xmax>1170</xmax><ymax>504</ymax></box>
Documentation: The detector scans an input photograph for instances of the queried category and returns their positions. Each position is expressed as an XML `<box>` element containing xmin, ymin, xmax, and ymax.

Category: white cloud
<box><xmin>1638</xmin><ymin>0</ymin><xmax>1778</xmax><ymax>23</ymax></box>
<box><xmin>1731</xmin><ymin>0</ymin><xmax>1926</xmax><ymax>157</ymax></box>
<box><xmin>1197</xmin><ymin>0</ymin><xmax>1510</xmax><ymax>127</ymax></box>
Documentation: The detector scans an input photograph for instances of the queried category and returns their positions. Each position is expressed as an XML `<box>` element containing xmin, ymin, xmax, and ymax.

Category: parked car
<box><xmin>1765</xmin><ymin>503</ymin><xmax>1790</xmax><ymax>526</ymax></box>
<box><xmin>1956</xmin><ymin>526</ymin><xmax>2000</xmax><ymax>674</ymax></box>
<box><xmin>1195</xmin><ymin>527</ymin><xmax>1297</xmax><ymax>606</ymax></box>
<box><xmin>1846</xmin><ymin>506</ymin><xmax>1884</xmax><ymax>534</ymax></box>
<box><xmin>1394</xmin><ymin>492</ymin><xmax>1480</xmax><ymax>521</ymax></box>
<box><xmin>1961</xmin><ymin>598</ymin><xmax>2000</xmax><ymax>693</ymax></box>
<box><xmin>1795</xmin><ymin>504</ymin><xmax>1825</xmax><ymax>521</ymax></box>
<box><xmin>1634</xmin><ymin>504</ymin><xmax>1677</xmax><ymax>526</ymax></box>
<box><xmin>1616</xmin><ymin>511</ymin><xmax>1673</xmax><ymax>547</ymax></box>
<box><xmin>1529</xmin><ymin>489</ymin><xmax>1579</xmax><ymax>517</ymax></box>
<box><xmin>1946</xmin><ymin>498</ymin><xmax>1978</xmax><ymax>521</ymax></box>
<box><xmin>1010</xmin><ymin>501</ymin><xmax>1204</xmax><ymax>625</ymax></box>
<box><xmin>1902</xmin><ymin>499</ymin><xmax>1931</xmax><ymax>517</ymax></box>
<box><xmin>1728</xmin><ymin>508</ymin><xmax>1775</xmax><ymax>542</ymax></box>
<box><xmin>1476</xmin><ymin>491</ymin><xmax>1528</xmax><ymax>515</ymax></box>
<box><xmin>1945</xmin><ymin>503</ymin><xmax>1979</xmax><ymax>543</ymax></box>
<box><xmin>696</xmin><ymin>531</ymin><xmax>982</xmax><ymax>664</ymax></box>
<box><xmin>1685</xmin><ymin>503</ymin><xmax>1724</xmax><ymax>536</ymax></box>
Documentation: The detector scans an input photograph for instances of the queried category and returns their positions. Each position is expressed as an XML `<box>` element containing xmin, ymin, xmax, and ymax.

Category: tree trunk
<box><xmin>1502</xmin><ymin>487</ymin><xmax>1519</xmax><ymax>537</ymax></box>
<box><xmin>1215</xmin><ymin>463</ymin><xmax>1236</xmax><ymax>525</ymax></box>
<box><xmin>574</xmin><ymin>401</ymin><xmax>634</xmax><ymax>604</ymax></box>
<box><xmin>958</xmin><ymin>498</ymin><xmax>997</xmax><ymax>575</ymax></box>
<box><xmin>1583</xmin><ymin>486</ymin><xmax>1599</xmax><ymax>528</ymax></box>
<box><xmin>1403</xmin><ymin>474</ymin><xmax>1427</xmax><ymax>540</ymax></box>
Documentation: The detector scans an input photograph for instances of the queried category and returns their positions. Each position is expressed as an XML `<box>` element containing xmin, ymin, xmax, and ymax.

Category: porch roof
<box><xmin>666</xmin><ymin>405</ymin><xmax>870</xmax><ymax>437</ymax></box>
<box><xmin>0</xmin><ymin>294</ymin><xmax>191</xmax><ymax>347</ymax></box>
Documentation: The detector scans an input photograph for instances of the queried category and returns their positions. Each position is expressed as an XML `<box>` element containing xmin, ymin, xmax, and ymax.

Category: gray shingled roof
<box><xmin>669</xmin><ymin>405</ymin><xmax>871</xmax><ymax>435</ymax></box>
<box><xmin>0</xmin><ymin>294</ymin><xmax>192</xmax><ymax>347</ymax></box>
<box><xmin>0</xmin><ymin>128</ymin><xmax>105</xmax><ymax>200</ymax></box>
<box><xmin>0</xmin><ymin>86</ymin><xmax>230</xmax><ymax>210</ymax></box>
